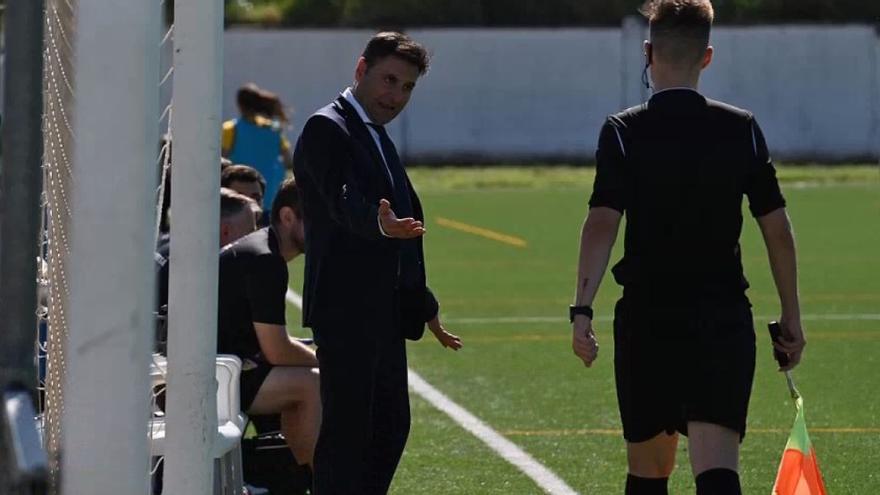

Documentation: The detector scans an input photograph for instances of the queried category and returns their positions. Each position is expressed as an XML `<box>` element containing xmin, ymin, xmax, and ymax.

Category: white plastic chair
<box><xmin>149</xmin><ymin>354</ymin><xmax>247</xmax><ymax>495</ymax></box>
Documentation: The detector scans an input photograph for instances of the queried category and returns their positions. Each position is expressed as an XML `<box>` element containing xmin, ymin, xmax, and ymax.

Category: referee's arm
<box><xmin>571</xmin><ymin>208</ymin><xmax>621</xmax><ymax>368</ymax></box>
<box><xmin>577</xmin><ymin>119</ymin><xmax>627</xmax><ymax>305</ymax></box>
<box><xmin>748</xmin><ymin>118</ymin><xmax>805</xmax><ymax>370</ymax></box>
<box><xmin>572</xmin><ymin>120</ymin><xmax>626</xmax><ymax>367</ymax></box>
<box><xmin>574</xmin><ymin>209</ymin><xmax>621</xmax><ymax>312</ymax></box>
<box><xmin>757</xmin><ymin>209</ymin><xmax>805</xmax><ymax>370</ymax></box>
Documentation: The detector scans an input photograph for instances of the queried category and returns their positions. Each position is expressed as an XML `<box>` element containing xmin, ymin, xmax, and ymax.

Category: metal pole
<box><xmin>61</xmin><ymin>0</ymin><xmax>159</xmax><ymax>492</ymax></box>
<box><xmin>163</xmin><ymin>0</ymin><xmax>223</xmax><ymax>493</ymax></box>
<box><xmin>0</xmin><ymin>0</ymin><xmax>49</xmax><ymax>491</ymax></box>
<box><xmin>0</xmin><ymin>0</ymin><xmax>45</xmax><ymax>399</ymax></box>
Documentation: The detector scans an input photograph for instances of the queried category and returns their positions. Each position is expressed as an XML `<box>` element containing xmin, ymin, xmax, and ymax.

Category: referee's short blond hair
<box><xmin>641</xmin><ymin>0</ymin><xmax>714</xmax><ymax>68</ymax></box>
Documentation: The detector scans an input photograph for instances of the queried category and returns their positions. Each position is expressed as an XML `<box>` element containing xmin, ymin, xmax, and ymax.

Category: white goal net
<box><xmin>39</xmin><ymin>0</ymin><xmax>175</xmax><ymax>492</ymax></box>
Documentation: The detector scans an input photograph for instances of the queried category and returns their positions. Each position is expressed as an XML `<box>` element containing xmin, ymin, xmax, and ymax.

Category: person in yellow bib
<box><xmin>222</xmin><ymin>83</ymin><xmax>293</xmax><ymax>210</ymax></box>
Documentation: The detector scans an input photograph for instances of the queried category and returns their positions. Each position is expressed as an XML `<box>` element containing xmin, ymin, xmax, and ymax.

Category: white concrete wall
<box><xmin>703</xmin><ymin>25</ymin><xmax>878</xmax><ymax>161</ymax></box>
<box><xmin>223</xmin><ymin>25</ymin><xmax>880</xmax><ymax>162</ymax></box>
<box><xmin>403</xmin><ymin>29</ymin><xmax>621</xmax><ymax>161</ymax></box>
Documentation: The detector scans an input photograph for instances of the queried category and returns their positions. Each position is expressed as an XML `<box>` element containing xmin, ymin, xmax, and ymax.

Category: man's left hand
<box><xmin>428</xmin><ymin>316</ymin><xmax>462</xmax><ymax>350</ymax></box>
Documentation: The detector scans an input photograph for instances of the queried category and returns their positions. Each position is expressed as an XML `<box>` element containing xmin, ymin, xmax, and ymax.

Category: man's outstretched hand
<box><xmin>428</xmin><ymin>316</ymin><xmax>462</xmax><ymax>351</ymax></box>
<box><xmin>379</xmin><ymin>199</ymin><xmax>426</xmax><ymax>239</ymax></box>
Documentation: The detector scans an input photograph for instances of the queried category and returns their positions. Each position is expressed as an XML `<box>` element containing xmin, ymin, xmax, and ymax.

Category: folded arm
<box><xmin>253</xmin><ymin>322</ymin><xmax>318</xmax><ymax>367</ymax></box>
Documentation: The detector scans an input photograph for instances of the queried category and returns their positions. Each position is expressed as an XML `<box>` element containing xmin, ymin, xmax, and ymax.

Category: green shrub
<box><xmin>224</xmin><ymin>0</ymin><xmax>880</xmax><ymax>27</ymax></box>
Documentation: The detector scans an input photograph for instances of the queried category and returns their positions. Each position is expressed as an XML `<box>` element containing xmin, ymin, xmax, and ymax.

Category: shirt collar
<box><xmin>342</xmin><ymin>87</ymin><xmax>375</xmax><ymax>126</ymax></box>
<box><xmin>651</xmin><ymin>87</ymin><xmax>701</xmax><ymax>97</ymax></box>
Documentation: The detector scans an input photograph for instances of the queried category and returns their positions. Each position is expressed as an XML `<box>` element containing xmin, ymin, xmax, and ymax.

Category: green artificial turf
<box><xmin>286</xmin><ymin>166</ymin><xmax>879</xmax><ymax>493</ymax></box>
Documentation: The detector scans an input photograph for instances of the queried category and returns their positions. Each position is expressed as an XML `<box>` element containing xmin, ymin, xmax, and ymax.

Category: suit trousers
<box><xmin>312</xmin><ymin>327</ymin><xmax>410</xmax><ymax>494</ymax></box>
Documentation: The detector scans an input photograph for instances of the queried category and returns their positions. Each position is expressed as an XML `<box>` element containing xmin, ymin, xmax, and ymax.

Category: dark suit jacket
<box><xmin>293</xmin><ymin>95</ymin><xmax>438</xmax><ymax>344</ymax></box>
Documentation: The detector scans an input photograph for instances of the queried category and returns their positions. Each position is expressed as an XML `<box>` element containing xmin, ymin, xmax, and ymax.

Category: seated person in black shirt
<box><xmin>218</xmin><ymin>178</ymin><xmax>319</xmax><ymax>469</ymax></box>
<box><xmin>155</xmin><ymin>188</ymin><xmax>260</xmax><ymax>352</ymax></box>
<box><xmin>570</xmin><ymin>2</ymin><xmax>806</xmax><ymax>494</ymax></box>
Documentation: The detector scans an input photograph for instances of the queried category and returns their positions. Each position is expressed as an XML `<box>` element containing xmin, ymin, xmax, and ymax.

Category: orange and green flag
<box><xmin>772</xmin><ymin>376</ymin><xmax>827</xmax><ymax>495</ymax></box>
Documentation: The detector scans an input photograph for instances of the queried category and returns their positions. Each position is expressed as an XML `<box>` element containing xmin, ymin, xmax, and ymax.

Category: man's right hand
<box><xmin>379</xmin><ymin>199</ymin><xmax>426</xmax><ymax>239</ymax></box>
<box><xmin>572</xmin><ymin>316</ymin><xmax>599</xmax><ymax>367</ymax></box>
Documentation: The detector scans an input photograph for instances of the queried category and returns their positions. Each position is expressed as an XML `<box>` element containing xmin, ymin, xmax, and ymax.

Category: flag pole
<box><xmin>784</xmin><ymin>371</ymin><xmax>800</xmax><ymax>400</ymax></box>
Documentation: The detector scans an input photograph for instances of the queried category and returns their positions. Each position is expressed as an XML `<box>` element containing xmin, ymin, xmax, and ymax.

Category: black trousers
<box><xmin>312</xmin><ymin>328</ymin><xmax>410</xmax><ymax>495</ymax></box>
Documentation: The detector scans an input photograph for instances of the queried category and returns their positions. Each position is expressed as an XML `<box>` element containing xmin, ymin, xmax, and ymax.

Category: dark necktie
<box><xmin>368</xmin><ymin>123</ymin><xmax>420</xmax><ymax>288</ymax></box>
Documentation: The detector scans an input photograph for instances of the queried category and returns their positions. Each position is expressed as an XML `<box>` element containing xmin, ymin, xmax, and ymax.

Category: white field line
<box><xmin>408</xmin><ymin>370</ymin><xmax>578</xmax><ymax>495</ymax></box>
<box><xmin>444</xmin><ymin>313</ymin><xmax>880</xmax><ymax>325</ymax></box>
<box><xmin>284</xmin><ymin>288</ymin><xmax>578</xmax><ymax>494</ymax></box>
<box><xmin>285</xmin><ymin>288</ymin><xmax>302</xmax><ymax>308</ymax></box>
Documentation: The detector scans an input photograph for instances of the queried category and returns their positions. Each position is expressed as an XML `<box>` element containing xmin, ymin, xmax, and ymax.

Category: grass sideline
<box><xmin>407</xmin><ymin>164</ymin><xmax>879</xmax><ymax>192</ymax></box>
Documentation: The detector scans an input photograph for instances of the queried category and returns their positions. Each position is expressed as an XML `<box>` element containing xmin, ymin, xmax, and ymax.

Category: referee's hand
<box><xmin>572</xmin><ymin>316</ymin><xmax>599</xmax><ymax>367</ymax></box>
<box><xmin>774</xmin><ymin>316</ymin><xmax>806</xmax><ymax>371</ymax></box>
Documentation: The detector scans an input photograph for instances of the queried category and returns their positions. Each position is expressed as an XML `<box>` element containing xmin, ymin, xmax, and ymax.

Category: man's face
<box><xmin>353</xmin><ymin>55</ymin><xmax>420</xmax><ymax>126</ymax></box>
<box><xmin>220</xmin><ymin>209</ymin><xmax>257</xmax><ymax>248</ymax></box>
<box><xmin>227</xmin><ymin>180</ymin><xmax>263</xmax><ymax>206</ymax></box>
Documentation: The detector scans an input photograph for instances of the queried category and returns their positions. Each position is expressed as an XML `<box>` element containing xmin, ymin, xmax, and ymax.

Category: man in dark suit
<box><xmin>293</xmin><ymin>32</ymin><xmax>461</xmax><ymax>494</ymax></box>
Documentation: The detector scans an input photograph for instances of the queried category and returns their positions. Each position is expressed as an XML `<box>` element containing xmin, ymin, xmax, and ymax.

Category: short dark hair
<box><xmin>220</xmin><ymin>188</ymin><xmax>257</xmax><ymax>220</ymax></box>
<box><xmin>642</xmin><ymin>0</ymin><xmax>714</xmax><ymax>68</ymax></box>
<box><xmin>270</xmin><ymin>178</ymin><xmax>301</xmax><ymax>226</ymax></box>
<box><xmin>221</xmin><ymin>164</ymin><xmax>266</xmax><ymax>194</ymax></box>
<box><xmin>362</xmin><ymin>32</ymin><xmax>430</xmax><ymax>75</ymax></box>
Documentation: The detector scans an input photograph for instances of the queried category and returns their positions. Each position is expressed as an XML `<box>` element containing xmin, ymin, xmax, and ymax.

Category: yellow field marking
<box><xmin>459</xmin><ymin>330</ymin><xmax>880</xmax><ymax>344</ymax></box>
<box><xmin>807</xmin><ymin>331</ymin><xmax>880</xmax><ymax>340</ymax></box>
<box><xmin>501</xmin><ymin>427</ymin><xmax>880</xmax><ymax>437</ymax></box>
<box><xmin>464</xmin><ymin>334</ymin><xmax>568</xmax><ymax>343</ymax></box>
<box><xmin>435</xmin><ymin>217</ymin><xmax>528</xmax><ymax>248</ymax></box>
<box><xmin>750</xmin><ymin>293</ymin><xmax>880</xmax><ymax>303</ymax></box>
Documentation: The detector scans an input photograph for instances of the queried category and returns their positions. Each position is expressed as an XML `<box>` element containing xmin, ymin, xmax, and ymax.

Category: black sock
<box><xmin>695</xmin><ymin>468</ymin><xmax>741</xmax><ymax>495</ymax></box>
<box><xmin>625</xmin><ymin>474</ymin><xmax>669</xmax><ymax>495</ymax></box>
<box><xmin>294</xmin><ymin>463</ymin><xmax>313</xmax><ymax>493</ymax></box>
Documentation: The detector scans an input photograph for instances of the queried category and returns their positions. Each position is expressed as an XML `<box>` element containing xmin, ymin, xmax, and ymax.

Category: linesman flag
<box><xmin>772</xmin><ymin>372</ymin><xmax>828</xmax><ymax>495</ymax></box>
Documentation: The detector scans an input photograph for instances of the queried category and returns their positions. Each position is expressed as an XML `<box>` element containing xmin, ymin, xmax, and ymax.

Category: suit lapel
<box><xmin>335</xmin><ymin>96</ymin><xmax>393</xmax><ymax>192</ymax></box>
<box><xmin>405</xmin><ymin>175</ymin><xmax>424</xmax><ymax>222</ymax></box>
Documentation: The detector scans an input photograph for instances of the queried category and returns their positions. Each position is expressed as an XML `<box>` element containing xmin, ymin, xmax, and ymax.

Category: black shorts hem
<box><xmin>240</xmin><ymin>359</ymin><xmax>273</xmax><ymax>412</ymax></box>
<box><xmin>622</xmin><ymin>417</ymin><xmax>748</xmax><ymax>444</ymax></box>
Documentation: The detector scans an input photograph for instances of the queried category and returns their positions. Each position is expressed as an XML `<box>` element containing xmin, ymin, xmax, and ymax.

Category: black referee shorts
<box><xmin>612</xmin><ymin>296</ymin><xmax>756</xmax><ymax>443</ymax></box>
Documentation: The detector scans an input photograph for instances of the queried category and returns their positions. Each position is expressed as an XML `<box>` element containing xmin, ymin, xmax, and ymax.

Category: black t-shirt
<box><xmin>154</xmin><ymin>234</ymin><xmax>171</xmax><ymax>353</ymax></box>
<box><xmin>155</xmin><ymin>234</ymin><xmax>170</xmax><ymax>310</ymax></box>
<box><xmin>217</xmin><ymin>227</ymin><xmax>288</xmax><ymax>359</ymax></box>
<box><xmin>589</xmin><ymin>89</ymin><xmax>786</xmax><ymax>302</ymax></box>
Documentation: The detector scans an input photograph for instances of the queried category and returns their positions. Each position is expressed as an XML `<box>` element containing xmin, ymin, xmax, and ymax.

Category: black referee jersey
<box><xmin>589</xmin><ymin>88</ymin><xmax>786</xmax><ymax>303</ymax></box>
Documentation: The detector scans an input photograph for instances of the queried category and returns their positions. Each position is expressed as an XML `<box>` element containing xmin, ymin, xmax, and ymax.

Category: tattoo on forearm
<box><xmin>578</xmin><ymin>278</ymin><xmax>589</xmax><ymax>305</ymax></box>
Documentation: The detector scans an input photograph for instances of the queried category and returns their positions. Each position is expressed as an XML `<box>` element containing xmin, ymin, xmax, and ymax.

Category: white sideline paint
<box><xmin>285</xmin><ymin>288</ymin><xmax>303</xmax><ymax>308</ymax></box>
<box><xmin>284</xmin><ymin>289</ymin><xmax>578</xmax><ymax>494</ymax></box>
<box><xmin>407</xmin><ymin>370</ymin><xmax>579</xmax><ymax>495</ymax></box>
<box><xmin>444</xmin><ymin>313</ymin><xmax>880</xmax><ymax>325</ymax></box>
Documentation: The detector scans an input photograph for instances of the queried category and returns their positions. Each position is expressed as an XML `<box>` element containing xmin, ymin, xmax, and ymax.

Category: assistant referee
<box><xmin>569</xmin><ymin>1</ymin><xmax>806</xmax><ymax>494</ymax></box>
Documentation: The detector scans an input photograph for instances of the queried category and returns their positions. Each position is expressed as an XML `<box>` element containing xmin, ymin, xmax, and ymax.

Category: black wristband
<box><xmin>569</xmin><ymin>305</ymin><xmax>594</xmax><ymax>323</ymax></box>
